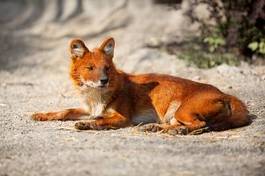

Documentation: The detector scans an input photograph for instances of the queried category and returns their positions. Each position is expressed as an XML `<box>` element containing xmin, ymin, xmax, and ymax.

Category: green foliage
<box><xmin>197</xmin><ymin>0</ymin><xmax>265</xmax><ymax>61</ymax></box>
<box><xmin>248</xmin><ymin>39</ymin><xmax>265</xmax><ymax>55</ymax></box>
<box><xmin>203</xmin><ymin>36</ymin><xmax>225</xmax><ymax>52</ymax></box>
<box><xmin>178</xmin><ymin>48</ymin><xmax>239</xmax><ymax>69</ymax></box>
<box><xmin>248</xmin><ymin>42</ymin><xmax>258</xmax><ymax>51</ymax></box>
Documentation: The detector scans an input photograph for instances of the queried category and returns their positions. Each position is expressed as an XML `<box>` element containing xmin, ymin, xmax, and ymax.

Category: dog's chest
<box><xmin>81</xmin><ymin>90</ymin><xmax>109</xmax><ymax>117</ymax></box>
<box><xmin>83</xmin><ymin>101</ymin><xmax>106</xmax><ymax>117</ymax></box>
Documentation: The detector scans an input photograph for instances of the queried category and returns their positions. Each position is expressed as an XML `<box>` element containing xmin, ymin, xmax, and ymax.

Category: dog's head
<box><xmin>69</xmin><ymin>37</ymin><xmax>119</xmax><ymax>91</ymax></box>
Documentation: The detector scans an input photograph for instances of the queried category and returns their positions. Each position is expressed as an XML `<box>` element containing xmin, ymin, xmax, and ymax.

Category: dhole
<box><xmin>32</xmin><ymin>37</ymin><xmax>250</xmax><ymax>135</ymax></box>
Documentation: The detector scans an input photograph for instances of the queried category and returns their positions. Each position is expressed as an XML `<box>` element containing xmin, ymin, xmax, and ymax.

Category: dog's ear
<box><xmin>99</xmin><ymin>37</ymin><xmax>115</xmax><ymax>56</ymax></box>
<box><xmin>70</xmin><ymin>39</ymin><xmax>89</xmax><ymax>58</ymax></box>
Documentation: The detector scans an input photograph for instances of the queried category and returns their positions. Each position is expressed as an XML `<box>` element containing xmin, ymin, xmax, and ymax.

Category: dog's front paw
<box><xmin>31</xmin><ymin>113</ymin><xmax>49</xmax><ymax>121</ymax></box>
<box><xmin>75</xmin><ymin>121</ymin><xmax>99</xmax><ymax>130</ymax></box>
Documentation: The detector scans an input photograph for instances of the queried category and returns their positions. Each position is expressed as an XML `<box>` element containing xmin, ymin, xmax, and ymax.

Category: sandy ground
<box><xmin>0</xmin><ymin>1</ymin><xmax>265</xmax><ymax>176</ymax></box>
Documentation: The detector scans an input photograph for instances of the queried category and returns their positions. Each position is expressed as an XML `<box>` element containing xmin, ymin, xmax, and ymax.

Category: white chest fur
<box><xmin>80</xmin><ymin>89</ymin><xmax>109</xmax><ymax>117</ymax></box>
<box><xmin>83</xmin><ymin>101</ymin><xmax>106</xmax><ymax>117</ymax></box>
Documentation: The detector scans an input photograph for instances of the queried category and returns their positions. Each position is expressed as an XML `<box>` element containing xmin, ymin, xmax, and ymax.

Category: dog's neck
<box><xmin>80</xmin><ymin>87</ymin><xmax>114</xmax><ymax>117</ymax></box>
<box><xmin>78</xmin><ymin>71</ymin><xmax>125</xmax><ymax>117</ymax></box>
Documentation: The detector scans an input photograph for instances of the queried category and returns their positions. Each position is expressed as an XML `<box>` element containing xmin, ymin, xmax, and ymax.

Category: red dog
<box><xmin>32</xmin><ymin>37</ymin><xmax>250</xmax><ymax>134</ymax></box>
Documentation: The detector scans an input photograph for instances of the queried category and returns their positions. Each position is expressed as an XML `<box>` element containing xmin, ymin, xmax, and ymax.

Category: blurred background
<box><xmin>1</xmin><ymin>0</ymin><xmax>264</xmax><ymax>73</ymax></box>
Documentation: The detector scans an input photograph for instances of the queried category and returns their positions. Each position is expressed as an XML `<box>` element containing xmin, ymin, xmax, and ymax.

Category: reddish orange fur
<box><xmin>32</xmin><ymin>37</ymin><xmax>250</xmax><ymax>134</ymax></box>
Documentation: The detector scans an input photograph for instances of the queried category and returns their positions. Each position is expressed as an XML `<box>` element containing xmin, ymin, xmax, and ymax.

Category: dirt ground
<box><xmin>0</xmin><ymin>1</ymin><xmax>265</xmax><ymax>176</ymax></box>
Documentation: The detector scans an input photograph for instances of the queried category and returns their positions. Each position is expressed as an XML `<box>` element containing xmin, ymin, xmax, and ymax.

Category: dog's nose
<box><xmin>100</xmin><ymin>78</ymin><xmax>109</xmax><ymax>85</ymax></box>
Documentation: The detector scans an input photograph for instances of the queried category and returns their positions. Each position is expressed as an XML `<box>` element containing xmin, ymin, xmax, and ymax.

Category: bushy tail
<box><xmin>228</xmin><ymin>95</ymin><xmax>251</xmax><ymax>128</ymax></box>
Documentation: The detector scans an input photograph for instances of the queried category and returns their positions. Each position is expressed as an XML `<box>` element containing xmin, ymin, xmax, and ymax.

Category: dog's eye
<box><xmin>87</xmin><ymin>65</ymin><xmax>94</xmax><ymax>71</ymax></box>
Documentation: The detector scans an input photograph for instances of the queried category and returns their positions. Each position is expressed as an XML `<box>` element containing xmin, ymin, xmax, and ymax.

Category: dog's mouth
<box><xmin>80</xmin><ymin>81</ymin><xmax>109</xmax><ymax>89</ymax></box>
<box><xmin>98</xmin><ymin>84</ymin><xmax>108</xmax><ymax>88</ymax></box>
<box><xmin>79</xmin><ymin>77</ymin><xmax>111</xmax><ymax>90</ymax></box>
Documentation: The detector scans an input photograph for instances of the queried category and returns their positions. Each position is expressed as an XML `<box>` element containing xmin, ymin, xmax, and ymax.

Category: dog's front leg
<box><xmin>75</xmin><ymin>112</ymin><xmax>130</xmax><ymax>130</ymax></box>
<box><xmin>32</xmin><ymin>108</ymin><xmax>89</xmax><ymax>121</ymax></box>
